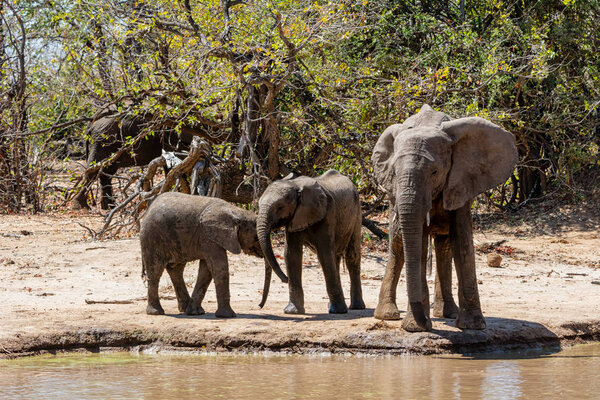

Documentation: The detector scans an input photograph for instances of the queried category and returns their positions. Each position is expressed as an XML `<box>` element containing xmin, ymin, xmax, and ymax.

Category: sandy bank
<box><xmin>1</xmin><ymin>212</ymin><xmax>599</xmax><ymax>358</ymax></box>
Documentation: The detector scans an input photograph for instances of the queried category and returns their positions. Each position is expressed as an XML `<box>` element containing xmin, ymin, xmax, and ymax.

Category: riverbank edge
<box><xmin>2</xmin><ymin>319</ymin><xmax>599</xmax><ymax>359</ymax></box>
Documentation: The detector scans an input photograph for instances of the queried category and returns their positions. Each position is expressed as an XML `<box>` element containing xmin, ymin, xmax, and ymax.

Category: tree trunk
<box><xmin>93</xmin><ymin>20</ymin><xmax>113</xmax><ymax>97</ymax></box>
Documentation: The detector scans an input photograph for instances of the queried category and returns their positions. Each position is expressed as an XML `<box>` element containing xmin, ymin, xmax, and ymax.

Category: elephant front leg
<box><xmin>432</xmin><ymin>235</ymin><xmax>459</xmax><ymax>319</ymax></box>
<box><xmin>284</xmin><ymin>233</ymin><xmax>305</xmax><ymax>314</ymax></box>
<box><xmin>374</xmin><ymin>227</ymin><xmax>404</xmax><ymax>320</ymax></box>
<box><xmin>187</xmin><ymin>259</ymin><xmax>211</xmax><ymax>315</ymax></box>
<box><xmin>400</xmin><ymin>229</ymin><xmax>432</xmax><ymax>332</ymax></box>
<box><xmin>450</xmin><ymin>202</ymin><xmax>486</xmax><ymax>330</ymax></box>
<box><xmin>207</xmin><ymin>249</ymin><xmax>236</xmax><ymax>318</ymax></box>
<box><xmin>72</xmin><ymin>172</ymin><xmax>94</xmax><ymax>210</ymax></box>
<box><xmin>166</xmin><ymin>263</ymin><xmax>191</xmax><ymax>313</ymax></box>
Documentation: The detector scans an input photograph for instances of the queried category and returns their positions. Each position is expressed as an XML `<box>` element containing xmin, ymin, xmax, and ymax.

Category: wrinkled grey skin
<box><xmin>140</xmin><ymin>192</ymin><xmax>265</xmax><ymax>318</ymax></box>
<box><xmin>257</xmin><ymin>169</ymin><xmax>365</xmax><ymax>314</ymax></box>
<box><xmin>372</xmin><ymin>105</ymin><xmax>518</xmax><ymax>332</ymax></box>
<box><xmin>73</xmin><ymin>115</ymin><xmax>192</xmax><ymax>210</ymax></box>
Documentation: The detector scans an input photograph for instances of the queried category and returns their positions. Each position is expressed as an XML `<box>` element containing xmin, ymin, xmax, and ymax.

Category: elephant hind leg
<box><xmin>145</xmin><ymin>260</ymin><xmax>165</xmax><ymax>315</ymax></box>
<box><xmin>345</xmin><ymin>229</ymin><xmax>365</xmax><ymax>310</ymax></box>
<box><xmin>166</xmin><ymin>262</ymin><xmax>191</xmax><ymax>313</ymax></box>
<box><xmin>315</xmin><ymin>238</ymin><xmax>347</xmax><ymax>314</ymax></box>
<box><xmin>451</xmin><ymin>203</ymin><xmax>486</xmax><ymax>330</ymax></box>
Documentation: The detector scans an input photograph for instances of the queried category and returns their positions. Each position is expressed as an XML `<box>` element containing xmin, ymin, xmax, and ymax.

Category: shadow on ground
<box><xmin>167</xmin><ymin>308</ymin><xmax>375</xmax><ymax>322</ymax></box>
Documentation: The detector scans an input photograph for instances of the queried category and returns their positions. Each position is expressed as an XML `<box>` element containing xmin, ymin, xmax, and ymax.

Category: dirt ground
<box><xmin>1</xmin><ymin>200</ymin><xmax>599</xmax><ymax>358</ymax></box>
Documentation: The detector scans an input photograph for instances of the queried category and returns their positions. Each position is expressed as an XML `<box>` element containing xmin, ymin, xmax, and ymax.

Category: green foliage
<box><xmin>3</xmin><ymin>0</ymin><xmax>599</xmax><ymax>212</ymax></box>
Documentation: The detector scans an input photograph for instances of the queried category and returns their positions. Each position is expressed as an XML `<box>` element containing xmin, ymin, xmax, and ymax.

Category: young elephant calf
<box><xmin>140</xmin><ymin>192</ymin><xmax>265</xmax><ymax>318</ymax></box>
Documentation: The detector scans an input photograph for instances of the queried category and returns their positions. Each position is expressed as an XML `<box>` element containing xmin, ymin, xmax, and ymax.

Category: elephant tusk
<box><xmin>426</xmin><ymin>212</ymin><xmax>430</xmax><ymax>227</ymax></box>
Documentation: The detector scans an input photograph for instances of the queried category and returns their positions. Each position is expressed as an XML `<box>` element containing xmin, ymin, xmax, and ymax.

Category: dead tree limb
<box><xmin>362</xmin><ymin>216</ymin><xmax>388</xmax><ymax>239</ymax></box>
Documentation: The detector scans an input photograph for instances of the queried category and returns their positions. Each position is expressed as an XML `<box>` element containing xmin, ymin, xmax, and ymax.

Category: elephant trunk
<box><xmin>257</xmin><ymin>209</ymin><xmax>289</xmax><ymax>284</ymax></box>
<box><xmin>398</xmin><ymin>200</ymin><xmax>429</xmax><ymax>330</ymax></box>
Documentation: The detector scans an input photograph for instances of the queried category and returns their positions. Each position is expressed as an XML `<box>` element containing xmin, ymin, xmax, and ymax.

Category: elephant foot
<box><xmin>432</xmin><ymin>299</ymin><xmax>459</xmax><ymax>319</ymax></box>
<box><xmin>284</xmin><ymin>302</ymin><xmax>305</xmax><ymax>314</ymax></box>
<box><xmin>215</xmin><ymin>306</ymin><xmax>236</xmax><ymax>318</ymax></box>
<box><xmin>185</xmin><ymin>303</ymin><xmax>205</xmax><ymax>316</ymax></box>
<box><xmin>456</xmin><ymin>308</ymin><xmax>486</xmax><ymax>330</ymax></box>
<box><xmin>401</xmin><ymin>302</ymin><xmax>432</xmax><ymax>332</ymax></box>
<box><xmin>328</xmin><ymin>301</ymin><xmax>348</xmax><ymax>314</ymax></box>
<box><xmin>71</xmin><ymin>201</ymin><xmax>87</xmax><ymax>210</ymax></box>
<box><xmin>177</xmin><ymin>299</ymin><xmax>191</xmax><ymax>313</ymax></box>
<box><xmin>146</xmin><ymin>303</ymin><xmax>165</xmax><ymax>315</ymax></box>
<box><xmin>374</xmin><ymin>301</ymin><xmax>401</xmax><ymax>320</ymax></box>
<box><xmin>100</xmin><ymin>199</ymin><xmax>116</xmax><ymax>210</ymax></box>
<box><xmin>349</xmin><ymin>298</ymin><xmax>366</xmax><ymax>310</ymax></box>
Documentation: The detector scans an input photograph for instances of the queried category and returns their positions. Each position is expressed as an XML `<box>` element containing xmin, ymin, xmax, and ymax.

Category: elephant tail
<box><xmin>141</xmin><ymin>257</ymin><xmax>148</xmax><ymax>282</ymax></box>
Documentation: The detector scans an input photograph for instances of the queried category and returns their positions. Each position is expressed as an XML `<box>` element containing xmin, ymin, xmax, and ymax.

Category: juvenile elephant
<box><xmin>257</xmin><ymin>170</ymin><xmax>365</xmax><ymax>314</ymax></box>
<box><xmin>140</xmin><ymin>192</ymin><xmax>286</xmax><ymax>317</ymax></box>
<box><xmin>73</xmin><ymin>114</ymin><xmax>193</xmax><ymax>210</ymax></box>
<box><xmin>372</xmin><ymin>104</ymin><xmax>518</xmax><ymax>331</ymax></box>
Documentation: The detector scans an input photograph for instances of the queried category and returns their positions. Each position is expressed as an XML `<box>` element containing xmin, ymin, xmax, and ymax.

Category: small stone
<box><xmin>487</xmin><ymin>253</ymin><xmax>503</xmax><ymax>267</ymax></box>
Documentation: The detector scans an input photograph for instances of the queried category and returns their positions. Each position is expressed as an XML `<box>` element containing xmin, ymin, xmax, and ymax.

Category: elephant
<box><xmin>72</xmin><ymin>114</ymin><xmax>194</xmax><ymax>210</ymax></box>
<box><xmin>372</xmin><ymin>104</ymin><xmax>518</xmax><ymax>332</ymax></box>
<box><xmin>140</xmin><ymin>192</ymin><xmax>287</xmax><ymax>317</ymax></box>
<box><xmin>257</xmin><ymin>169</ymin><xmax>366</xmax><ymax>314</ymax></box>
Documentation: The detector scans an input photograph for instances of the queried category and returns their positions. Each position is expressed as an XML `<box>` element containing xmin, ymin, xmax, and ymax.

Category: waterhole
<box><xmin>1</xmin><ymin>343</ymin><xmax>599</xmax><ymax>399</ymax></box>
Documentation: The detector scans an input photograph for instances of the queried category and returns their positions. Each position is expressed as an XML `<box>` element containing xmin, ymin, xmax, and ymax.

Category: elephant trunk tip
<box><xmin>257</xmin><ymin>213</ymin><xmax>289</xmax><ymax>284</ymax></box>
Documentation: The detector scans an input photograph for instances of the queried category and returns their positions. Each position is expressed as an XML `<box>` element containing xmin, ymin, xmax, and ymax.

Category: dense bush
<box><xmin>1</xmin><ymin>0</ymin><xmax>598</xmax><ymax>213</ymax></box>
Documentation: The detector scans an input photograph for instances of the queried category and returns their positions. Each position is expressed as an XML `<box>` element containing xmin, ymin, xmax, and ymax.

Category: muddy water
<box><xmin>1</xmin><ymin>344</ymin><xmax>599</xmax><ymax>399</ymax></box>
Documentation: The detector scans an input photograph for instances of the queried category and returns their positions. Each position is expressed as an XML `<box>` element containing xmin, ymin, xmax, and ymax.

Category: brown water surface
<box><xmin>1</xmin><ymin>344</ymin><xmax>599</xmax><ymax>399</ymax></box>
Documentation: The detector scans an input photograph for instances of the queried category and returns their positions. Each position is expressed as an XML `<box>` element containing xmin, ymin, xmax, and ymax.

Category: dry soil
<box><xmin>1</xmin><ymin>202</ymin><xmax>599</xmax><ymax>358</ymax></box>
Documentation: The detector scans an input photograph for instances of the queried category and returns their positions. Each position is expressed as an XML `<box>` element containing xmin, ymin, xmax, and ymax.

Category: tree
<box><xmin>1</xmin><ymin>0</ymin><xmax>598</xmax><ymax>226</ymax></box>
<box><xmin>0</xmin><ymin>1</ymin><xmax>40</xmax><ymax>212</ymax></box>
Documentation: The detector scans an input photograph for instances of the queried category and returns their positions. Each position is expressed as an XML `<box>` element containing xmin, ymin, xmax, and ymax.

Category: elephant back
<box><xmin>86</xmin><ymin>114</ymin><xmax>163</xmax><ymax>167</ymax></box>
<box><xmin>316</xmin><ymin>170</ymin><xmax>358</xmax><ymax>198</ymax></box>
<box><xmin>316</xmin><ymin>170</ymin><xmax>360</xmax><ymax>222</ymax></box>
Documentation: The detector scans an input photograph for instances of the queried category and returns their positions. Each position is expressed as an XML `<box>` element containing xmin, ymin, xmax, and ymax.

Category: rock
<box><xmin>487</xmin><ymin>253</ymin><xmax>503</xmax><ymax>267</ymax></box>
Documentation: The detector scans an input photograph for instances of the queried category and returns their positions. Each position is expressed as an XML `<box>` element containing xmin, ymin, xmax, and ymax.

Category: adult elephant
<box><xmin>372</xmin><ymin>104</ymin><xmax>518</xmax><ymax>332</ymax></box>
<box><xmin>257</xmin><ymin>170</ymin><xmax>365</xmax><ymax>314</ymax></box>
<box><xmin>72</xmin><ymin>114</ymin><xmax>193</xmax><ymax>210</ymax></box>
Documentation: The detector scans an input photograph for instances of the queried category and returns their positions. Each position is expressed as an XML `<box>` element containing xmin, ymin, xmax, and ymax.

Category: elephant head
<box><xmin>200</xmin><ymin>205</ymin><xmax>278</xmax><ymax>310</ymax></box>
<box><xmin>256</xmin><ymin>175</ymin><xmax>327</xmax><ymax>295</ymax></box>
<box><xmin>372</xmin><ymin>104</ymin><xmax>518</xmax><ymax>329</ymax></box>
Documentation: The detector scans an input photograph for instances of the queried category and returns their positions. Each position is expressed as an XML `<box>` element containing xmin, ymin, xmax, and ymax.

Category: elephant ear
<box><xmin>442</xmin><ymin>117</ymin><xmax>519</xmax><ymax>210</ymax></box>
<box><xmin>288</xmin><ymin>178</ymin><xmax>328</xmax><ymax>232</ymax></box>
<box><xmin>372</xmin><ymin>124</ymin><xmax>401</xmax><ymax>194</ymax></box>
<box><xmin>201</xmin><ymin>205</ymin><xmax>242</xmax><ymax>254</ymax></box>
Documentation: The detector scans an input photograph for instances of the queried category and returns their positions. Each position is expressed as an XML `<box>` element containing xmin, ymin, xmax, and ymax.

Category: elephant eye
<box><xmin>432</xmin><ymin>169</ymin><xmax>438</xmax><ymax>176</ymax></box>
